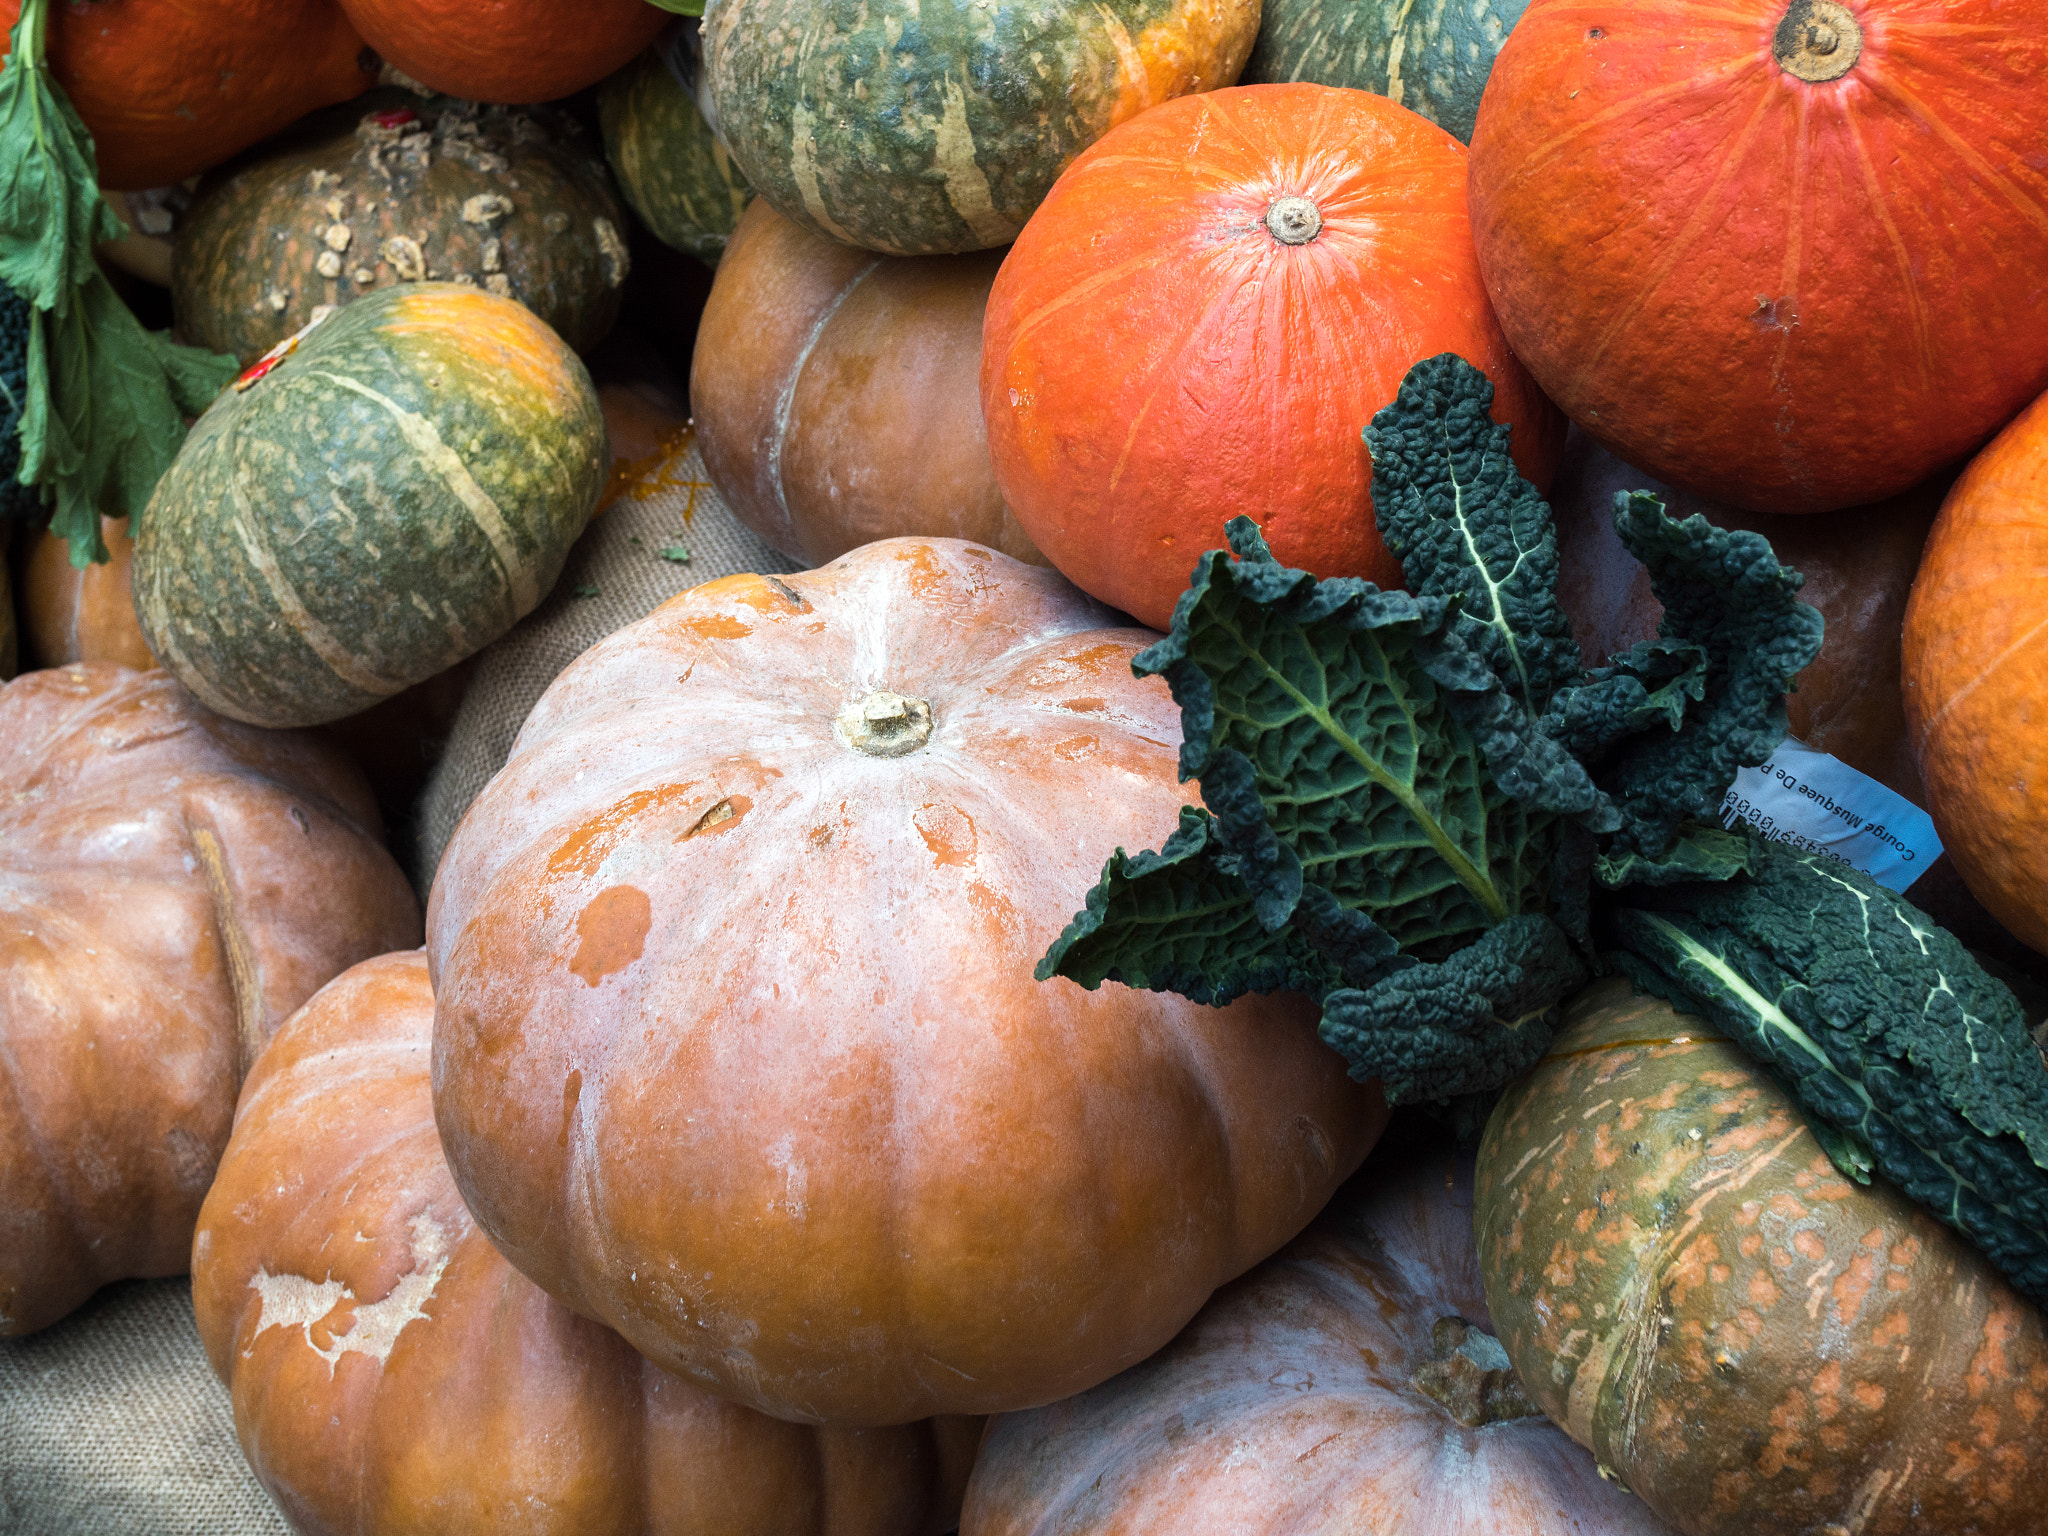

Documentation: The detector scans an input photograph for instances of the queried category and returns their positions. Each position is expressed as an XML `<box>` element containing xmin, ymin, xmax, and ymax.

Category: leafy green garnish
<box><xmin>0</xmin><ymin>0</ymin><xmax>238</xmax><ymax>563</ymax></box>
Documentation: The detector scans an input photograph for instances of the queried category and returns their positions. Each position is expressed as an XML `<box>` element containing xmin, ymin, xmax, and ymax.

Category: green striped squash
<box><xmin>134</xmin><ymin>284</ymin><xmax>605</xmax><ymax>729</ymax></box>
<box><xmin>599</xmin><ymin>33</ymin><xmax>752</xmax><ymax>267</ymax></box>
<box><xmin>701</xmin><ymin>0</ymin><xmax>1261</xmax><ymax>257</ymax></box>
<box><xmin>1242</xmin><ymin>0</ymin><xmax>1529</xmax><ymax>143</ymax></box>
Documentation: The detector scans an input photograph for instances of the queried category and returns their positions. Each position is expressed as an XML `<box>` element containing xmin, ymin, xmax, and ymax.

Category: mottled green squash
<box><xmin>134</xmin><ymin>283</ymin><xmax>605</xmax><ymax>729</ymax></box>
<box><xmin>1242</xmin><ymin>0</ymin><xmax>1527</xmax><ymax>142</ymax></box>
<box><xmin>701</xmin><ymin>0</ymin><xmax>1261</xmax><ymax>256</ymax></box>
<box><xmin>173</xmin><ymin>93</ymin><xmax>630</xmax><ymax>366</ymax></box>
<box><xmin>599</xmin><ymin>30</ymin><xmax>752</xmax><ymax>267</ymax></box>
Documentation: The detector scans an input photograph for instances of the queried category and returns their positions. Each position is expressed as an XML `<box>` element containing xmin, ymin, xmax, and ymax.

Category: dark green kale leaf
<box><xmin>1609</xmin><ymin>842</ymin><xmax>2048</xmax><ymax>1308</ymax></box>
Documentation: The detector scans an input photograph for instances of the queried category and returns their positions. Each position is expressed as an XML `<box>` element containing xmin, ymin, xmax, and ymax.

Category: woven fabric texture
<box><xmin>0</xmin><ymin>1278</ymin><xmax>289</xmax><ymax>1535</ymax></box>
<box><xmin>415</xmin><ymin>425</ymin><xmax>798</xmax><ymax>888</ymax></box>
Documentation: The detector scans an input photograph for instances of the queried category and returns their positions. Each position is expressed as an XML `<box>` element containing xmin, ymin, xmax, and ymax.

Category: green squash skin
<box><xmin>702</xmin><ymin>0</ymin><xmax>1260</xmax><ymax>257</ymax></box>
<box><xmin>1242</xmin><ymin>0</ymin><xmax>1528</xmax><ymax>143</ymax></box>
<box><xmin>134</xmin><ymin>284</ymin><xmax>605</xmax><ymax>729</ymax></box>
<box><xmin>600</xmin><ymin>48</ymin><xmax>753</xmax><ymax>267</ymax></box>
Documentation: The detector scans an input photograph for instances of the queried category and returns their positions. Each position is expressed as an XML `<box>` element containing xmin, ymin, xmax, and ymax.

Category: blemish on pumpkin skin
<box><xmin>680</xmin><ymin>796</ymin><xmax>750</xmax><ymax>840</ymax></box>
<box><xmin>913</xmin><ymin>804</ymin><xmax>976</xmax><ymax>867</ymax></box>
<box><xmin>683</xmin><ymin>614</ymin><xmax>754</xmax><ymax>640</ymax></box>
<box><xmin>559</xmin><ymin>1070</ymin><xmax>582</xmax><ymax>1150</ymax></box>
<box><xmin>569</xmin><ymin>886</ymin><xmax>651</xmax><ymax>986</ymax></box>
<box><xmin>893</xmin><ymin>543</ymin><xmax>947</xmax><ymax>597</ymax></box>
<box><xmin>548</xmin><ymin>783</ymin><xmax>701</xmax><ymax>876</ymax></box>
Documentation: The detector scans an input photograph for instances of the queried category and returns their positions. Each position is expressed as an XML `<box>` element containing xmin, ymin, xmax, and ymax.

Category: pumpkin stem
<box><xmin>1774</xmin><ymin>0</ymin><xmax>1862</xmax><ymax>83</ymax></box>
<box><xmin>1265</xmin><ymin>196</ymin><xmax>1323</xmax><ymax>246</ymax></box>
<box><xmin>1411</xmin><ymin>1316</ymin><xmax>1544</xmax><ymax>1429</ymax></box>
<box><xmin>837</xmin><ymin>689</ymin><xmax>933</xmax><ymax>757</ymax></box>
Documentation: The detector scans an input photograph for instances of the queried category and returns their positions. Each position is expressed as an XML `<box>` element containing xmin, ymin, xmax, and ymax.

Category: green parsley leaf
<box><xmin>660</xmin><ymin>544</ymin><xmax>693</xmax><ymax>563</ymax></box>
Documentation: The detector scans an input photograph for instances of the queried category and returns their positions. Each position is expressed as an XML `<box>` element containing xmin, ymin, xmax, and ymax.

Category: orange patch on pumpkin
<box><xmin>385</xmin><ymin>286</ymin><xmax>579</xmax><ymax>399</ymax></box>
<box><xmin>569</xmin><ymin>886</ymin><xmax>651</xmax><ymax>986</ymax></box>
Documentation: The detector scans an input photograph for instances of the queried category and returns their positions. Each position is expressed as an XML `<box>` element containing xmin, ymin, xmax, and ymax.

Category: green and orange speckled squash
<box><xmin>174</xmin><ymin>94</ymin><xmax>630</xmax><ymax>368</ymax></box>
<box><xmin>701</xmin><ymin>0</ymin><xmax>1262</xmax><ymax>256</ymax></box>
<box><xmin>1475</xmin><ymin>978</ymin><xmax>2048</xmax><ymax>1536</ymax></box>
<box><xmin>1242</xmin><ymin>0</ymin><xmax>1529</xmax><ymax>142</ymax></box>
<box><xmin>599</xmin><ymin>32</ymin><xmax>752</xmax><ymax>267</ymax></box>
<box><xmin>134</xmin><ymin>283</ymin><xmax>606</xmax><ymax>731</ymax></box>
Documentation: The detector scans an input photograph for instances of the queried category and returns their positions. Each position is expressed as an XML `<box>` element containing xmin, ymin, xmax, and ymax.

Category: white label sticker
<box><xmin>1719</xmin><ymin>736</ymin><xmax>1944</xmax><ymax>893</ymax></box>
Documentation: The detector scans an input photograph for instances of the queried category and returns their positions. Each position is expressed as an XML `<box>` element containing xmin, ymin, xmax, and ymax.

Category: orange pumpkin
<box><xmin>333</xmin><ymin>0</ymin><xmax>666</xmax><ymax>103</ymax></box>
<box><xmin>426</xmin><ymin>538</ymin><xmax>1389</xmax><ymax>1425</ymax></box>
<box><xmin>981</xmin><ymin>82</ymin><xmax>1563</xmax><ymax>632</ymax></box>
<box><xmin>0</xmin><ymin>0</ymin><xmax>377</xmax><ymax>191</ymax></box>
<box><xmin>18</xmin><ymin>515</ymin><xmax>155</xmax><ymax>672</ymax></box>
<box><xmin>1903</xmin><ymin>386</ymin><xmax>2048</xmax><ymax>956</ymax></box>
<box><xmin>0</xmin><ymin>665</ymin><xmax>420</xmax><ymax>1336</ymax></box>
<box><xmin>1468</xmin><ymin>0</ymin><xmax>2048</xmax><ymax>515</ymax></box>
<box><xmin>195</xmin><ymin>951</ymin><xmax>981</xmax><ymax>1535</ymax></box>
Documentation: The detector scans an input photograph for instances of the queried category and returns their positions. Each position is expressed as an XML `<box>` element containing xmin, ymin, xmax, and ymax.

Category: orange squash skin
<box><xmin>18</xmin><ymin>515</ymin><xmax>155</xmax><ymax>672</ymax></box>
<box><xmin>426</xmin><ymin>539</ymin><xmax>1389</xmax><ymax>1425</ymax></box>
<box><xmin>1902</xmin><ymin>388</ymin><xmax>2048</xmax><ymax>956</ymax></box>
<box><xmin>981</xmin><ymin>83</ymin><xmax>1563</xmax><ymax>632</ymax></box>
<box><xmin>1468</xmin><ymin>0</ymin><xmax>2048</xmax><ymax>515</ymax></box>
<box><xmin>195</xmin><ymin>951</ymin><xmax>981</xmax><ymax>1536</ymax></box>
<box><xmin>1475</xmin><ymin>979</ymin><xmax>2048</xmax><ymax>1536</ymax></box>
<box><xmin>334</xmin><ymin>0</ymin><xmax>666</xmax><ymax>104</ymax></box>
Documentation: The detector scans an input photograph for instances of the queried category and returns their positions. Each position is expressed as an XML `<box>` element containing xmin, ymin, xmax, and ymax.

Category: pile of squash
<box><xmin>4</xmin><ymin>1</ymin><xmax>2047</xmax><ymax>1534</ymax></box>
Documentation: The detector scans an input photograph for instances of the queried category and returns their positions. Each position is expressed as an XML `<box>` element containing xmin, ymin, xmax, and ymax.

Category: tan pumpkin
<box><xmin>426</xmin><ymin>538</ymin><xmax>1388</xmax><ymax>1424</ymax></box>
<box><xmin>18</xmin><ymin>515</ymin><xmax>156</xmax><ymax>672</ymax></box>
<box><xmin>963</xmin><ymin>1135</ymin><xmax>1678</xmax><ymax>1535</ymax></box>
<box><xmin>692</xmin><ymin>199</ymin><xmax>1045</xmax><ymax>568</ymax></box>
<box><xmin>0</xmin><ymin>665</ymin><xmax>421</xmax><ymax>1336</ymax></box>
<box><xmin>194</xmin><ymin>950</ymin><xmax>980</xmax><ymax>1535</ymax></box>
<box><xmin>1476</xmin><ymin>978</ymin><xmax>2048</xmax><ymax>1536</ymax></box>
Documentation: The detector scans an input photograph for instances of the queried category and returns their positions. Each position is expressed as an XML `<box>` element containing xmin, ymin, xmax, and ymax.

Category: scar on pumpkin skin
<box><xmin>247</xmin><ymin>1212</ymin><xmax>451</xmax><ymax>1375</ymax></box>
<box><xmin>570</xmin><ymin>885</ymin><xmax>651</xmax><ymax>985</ymax></box>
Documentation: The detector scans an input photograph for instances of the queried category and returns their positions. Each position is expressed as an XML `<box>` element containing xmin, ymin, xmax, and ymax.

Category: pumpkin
<box><xmin>692</xmin><ymin>200</ymin><xmax>1045</xmax><ymax>569</ymax></box>
<box><xmin>0</xmin><ymin>530</ymin><xmax>15</xmax><ymax>680</ymax></box>
<box><xmin>0</xmin><ymin>664</ymin><xmax>421</xmax><ymax>1337</ymax></box>
<box><xmin>1903</xmin><ymin>387</ymin><xmax>2048</xmax><ymax>957</ymax></box>
<box><xmin>173</xmin><ymin>94</ymin><xmax>631</xmax><ymax>367</ymax></box>
<box><xmin>426</xmin><ymin>537</ymin><xmax>1390</xmax><ymax>1425</ymax></box>
<box><xmin>599</xmin><ymin>33</ymin><xmax>753</xmax><ymax>267</ymax></box>
<box><xmin>1241</xmin><ymin>0</ymin><xmax>1530</xmax><ymax>142</ymax></box>
<box><xmin>981</xmin><ymin>82</ymin><xmax>1564</xmax><ymax>632</ymax></box>
<box><xmin>962</xmin><ymin>1134</ymin><xmax>1678</xmax><ymax>1535</ymax></box>
<box><xmin>332</xmin><ymin>0</ymin><xmax>666</xmax><ymax>104</ymax></box>
<box><xmin>1467</xmin><ymin>0</ymin><xmax>2048</xmax><ymax>515</ymax></box>
<box><xmin>701</xmin><ymin>0</ymin><xmax>1261</xmax><ymax>256</ymax></box>
<box><xmin>18</xmin><ymin>515</ymin><xmax>155</xmax><ymax>672</ymax></box>
<box><xmin>0</xmin><ymin>0</ymin><xmax>376</xmax><ymax>191</ymax></box>
<box><xmin>194</xmin><ymin>949</ymin><xmax>981</xmax><ymax>1535</ymax></box>
<box><xmin>1475</xmin><ymin>977</ymin><xmax>2048</xmax><ymax>1536</ymax></box>
<box><xmin>134</xmin><ymin>282</ymin><xmax>607</xmax><ymax>730</ymax></box>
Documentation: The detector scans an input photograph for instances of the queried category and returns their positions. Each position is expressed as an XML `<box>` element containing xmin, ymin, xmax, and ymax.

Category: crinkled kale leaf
<box><xmin>1610</xmin><ymin>843</ymin><xmax>2048</xmax><ymax>1308</ymax></box>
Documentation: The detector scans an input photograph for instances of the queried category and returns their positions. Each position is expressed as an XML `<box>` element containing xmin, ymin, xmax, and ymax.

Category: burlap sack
<box><xmin>415</xmin><ymin>424</ymin><xmax>799</xmax><ymax>888</ymax></box>
<box><xmin>0</xmin><ymin>1278</ymin><xmax>288</xmax><ymax>1535</ymax></box>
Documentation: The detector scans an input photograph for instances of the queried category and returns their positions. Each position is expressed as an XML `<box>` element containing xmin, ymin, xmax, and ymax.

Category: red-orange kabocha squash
<box><xmin>1468</xmin><ymin>0</ymin><xmax>2048</xmax><ymax>515</ymax></box>
<box><xmin>334</xmin><ymin>0</ymin><xmax>666</xmax><ymax>103</ymax></box>
<box><xmin>1903</xmin><ymin>386</ymin><xmax>2048</xmax><ymax>957</ymax></box>
<box><xmin>0</xmin><ymin>665</ymin><xmax>420</xmax><ymax>1336</ymax></box>
<box><xmin>426</xmin><ymin>539</ymin><xmax>1389</xmax><ymax>1425</ymax></box>
<box><xmin>195</xmin><ymin>951</ymin><xmax>981</xmax><ymax>1536</ymax></box>
<box><xmin>982</xmin><ymin>82</ymin><xmax>1563</xmax><ymax>632</ymax></box>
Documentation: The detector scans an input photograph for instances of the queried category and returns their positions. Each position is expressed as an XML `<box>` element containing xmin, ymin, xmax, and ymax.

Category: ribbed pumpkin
<box><xmin>963</xmin><ymin>1137</ymin><xmax>1678</xmax><ymax>1535</ymax></box>
<box><xmin>0</xmin><ymin>665</ymin><xmax>421</xmax><ymax>1338</ymax></box>
<box><xmin>0</xmin><ymin>0</ymin><xmax>377</xmax><ymax>190</ymax></box>
<box><xmin>134</xmin><ymin>283</ymin><xmax>606</xmax><ymax>730</ymax></box>
<box><xmin>333</xmin><ymin>0</ymin><xmax>666</xmax><ymax>104</ymax></box>
<box><xmin>701</xmin><ymin>0</ymin><xmax>1261</xmax><ymax>256</ymax></box>
<box><xmin>1476</xmin><ymin>978</ymin><xmax>2048</xmax><ymax>1536</ymax></box>
<box><xmin>426</xmin><ymin>538</ymin><xmax>1389</xmax><ymax>1425</ymax></box>
<box><xmin>174</xmin><ymin>95</ymin><xmax>631</xmax><ymax>366</ymax></box>
<box><xmin>599</xmin><ymin>33</ymin><xmax>753</xmax><ymax>267</ymax></box>
<box><xmin>1903</xmin><ymin>387</ymin><xmax>2048</xmax><ymax>957</ymax></box>
<box><xmin>1242</xmin><ymin>0</ymin><xmax>1530</xmax><ymax>141</ymax></box>
<box><xmin>195</xmin><ymin>950</ymin><xmax>981</xmax><ymax>1536</ymax></box>
<box><xmin>1468</xmin><ymin>0</ymin><xmax>2048</xmax><ymax>515</ymax></box>
<box><xmin>982</xmin><ymin>83</ymin><xmax>1563</xmax><ymax>631</ymax></box>
<box><xmin>18</xmin><ymin>515</ymin><xmax>155</xmax><ymax>672</ymax></box>
<box><xmin>692</xmin><ymin>200</ymin><xmax>1043</xmax><ymax>568</ymax></box>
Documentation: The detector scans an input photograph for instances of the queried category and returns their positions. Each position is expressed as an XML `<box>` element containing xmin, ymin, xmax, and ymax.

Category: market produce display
<box><xmin>133</xmin><ymin>283</ymin><xmax>607</xmax><ymax>729</ymax></box>
<box><xmin>983</xmin><ymin>83</ymin><xmax>1563</xmax><ymax>631</ymax></box>
<box><xmin>0</xmin><ymin>665</ymin><xmax>420</xmax><ymax>1337</ymax></box>
<box><xmin>701</xmin><ymin>0</ymin><xmax>1261</xmax><ymax>255</ymax></box>
<box><xmin>600</xmin><ymin>30</ymin><xmax>753</xmax><ymax>266</ymax></box>
<box><xmin>1468</xmin><ymin>0</ymin><xmax>2048</xmax><ymax>514</ymax></box>
<box><xmin>427</xmin><ymin>538</ymin><xmax>1388</xmax><ymax>1425</ymax></box>
<box><xmin>693</xmin><ymin>200</ymin><xmax>1042</xmax><ymax>567</ymax></box>
<box><xmin>194</xmin><ymin>950</ymin><xmax>981</xmax><ymax>1536</ymax></box>
<box><xmin>174</xmin><ymin>93</ymin><xmax>632</xmax><ymax>365</ymax></box>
